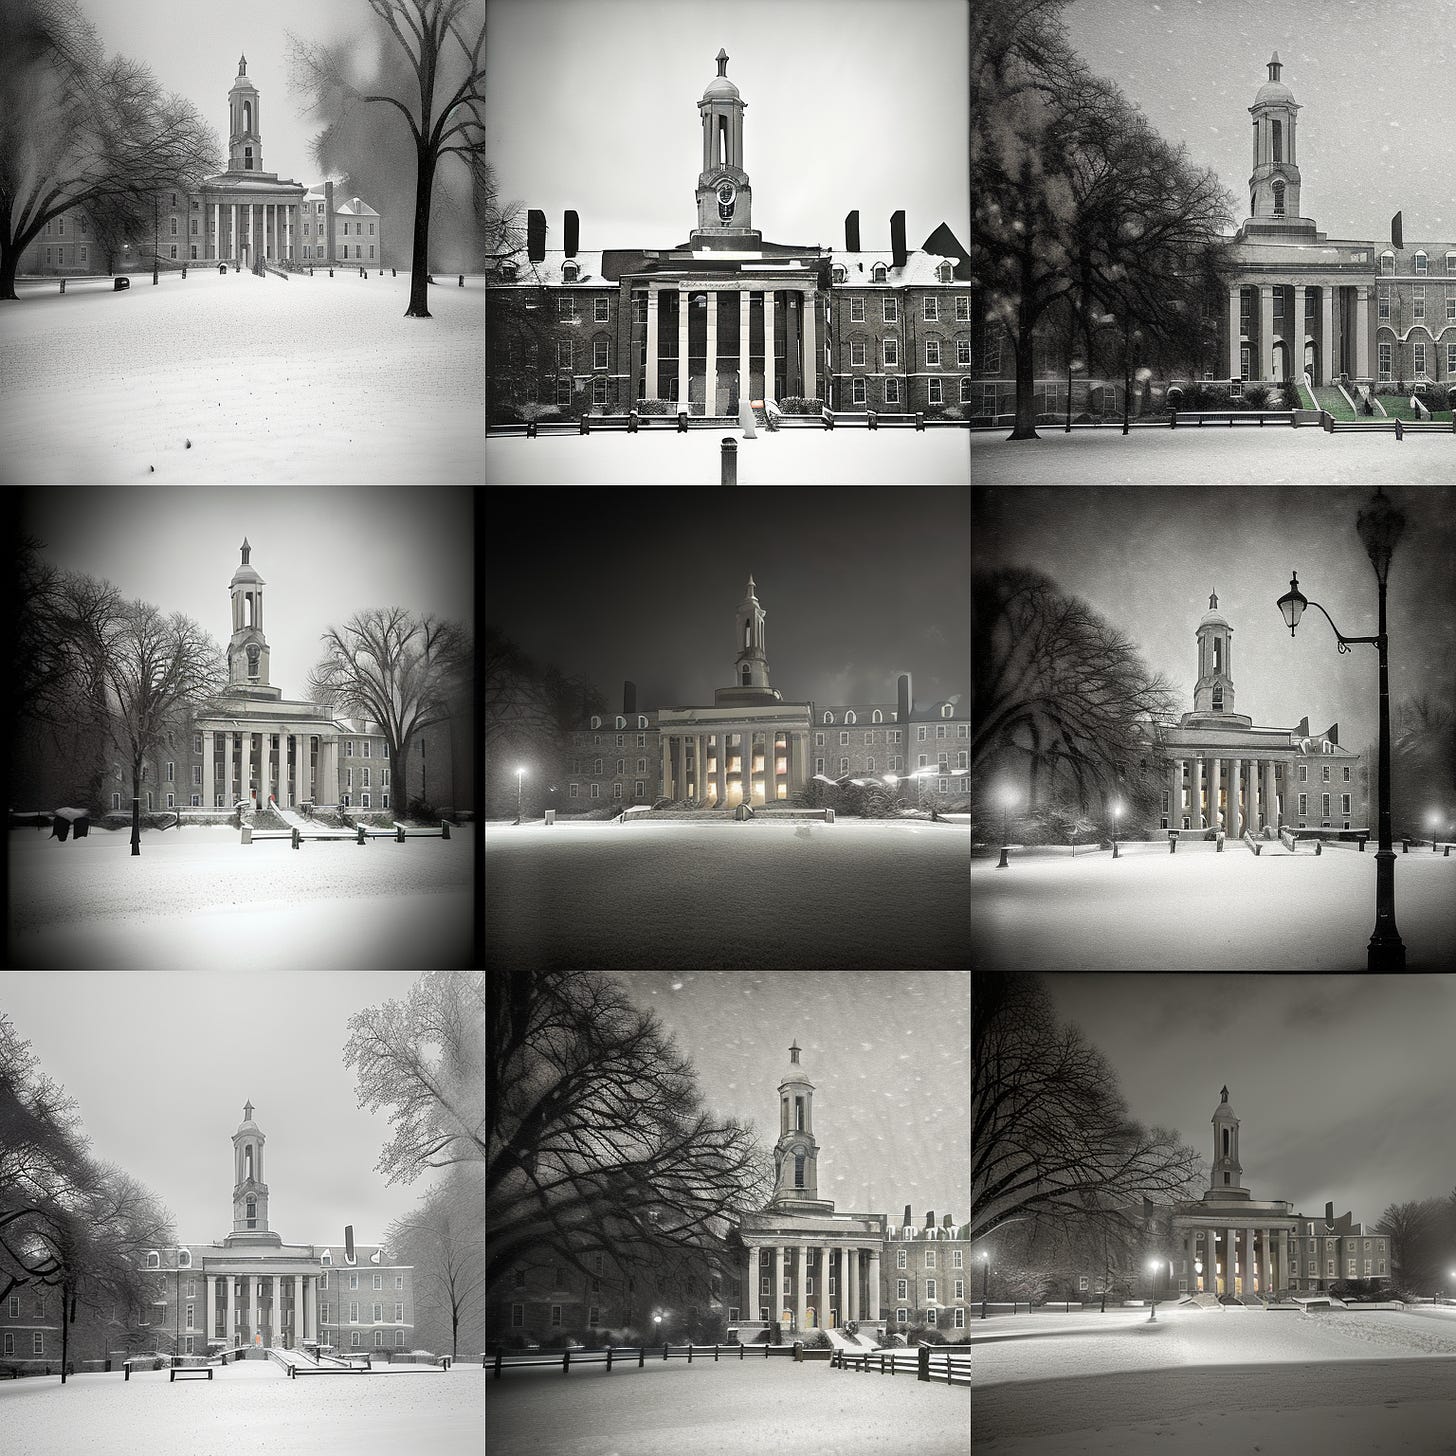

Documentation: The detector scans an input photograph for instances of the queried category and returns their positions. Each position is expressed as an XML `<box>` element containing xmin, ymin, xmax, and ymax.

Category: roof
<box><xmin>1198</xmin><ymin>610</ymin><xmax>1231</xmax><ymax>629</ymax></box>
<box><xmin>337</xmin><ymin>198</ymin><xmax>380</xmax><ymax>217</ymax></box>
<box><xmin>1252</xmin><ymin>80</ymin><xmax>1295</xmax><ymax>105</ymax></box>
<box><xmin>829</xmin><ymin>251</ymin><xmax>965</xmax><ymax>287</ymax></box>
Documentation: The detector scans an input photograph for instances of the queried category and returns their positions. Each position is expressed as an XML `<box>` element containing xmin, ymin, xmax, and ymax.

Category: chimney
<box><xmin>897</xmin><ymin>673</ymin><xmax>912</xmax><ymax>728</ymax></box>
<box><xmin>903</xmin><ymin>1204</ymin><xmax>912</xmax><ymax>1232</ymax></box>
<box><xmin>564</xmin><ymin>209</ymin><xmax>579</xmax><ymax>259</ymax></box>
<box><xmin>527</xmin><ymin>208</ymin><xmax>546</xmax><ymax>262</ymax></box>
<box><xmin>623</xmin><ymin>680</ymin><xmax>637</xmax><ymax>715</ymax></box>
<box><xmin>890</xmin><ymin>209</ymin><xmax>907</xmax><ymax>270</ymax></box>
<box><xmin>844</xmin><ymin>209</ymin><xmax>860</xmax><ymax>252</ymax></box>
<box><xmin>924</xmin><ymin>1210</ymin><xmax>935</xmax><ymax>1230</ymax></box>
<box><xmin>1325</xmin><ymin>1200</ymin><xmax>1334</xmax><ymax>1224</ymax></box>
<box><xmin>942</xmin><ymin>1214</ymin><xmax>953</xmax><ymax>1230</ymax></box>
<box><xmin>1327</xmin><ymin>722</ymin><xmax>1339</xmax><ymax>746</ymax></box>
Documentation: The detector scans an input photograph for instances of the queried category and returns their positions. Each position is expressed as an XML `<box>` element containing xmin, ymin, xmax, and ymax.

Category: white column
<box><xmin>205</xmin><ymin>1274</ymin><xmax>216</xmax><ymax>1345</ymax></box>
<box><xmin>211</xmin><ymin>202</ymin><xmax>218</xmax><ymax>261</ymax></box>
<box><xmin>772</xmin><ymin>1246</ymin><xmax>784</xmax><ymax>1324</ymax></box>
<box><xmin>1229</xmin><ymin>282</ymin><xmax>1242</xmax><ymax>378</ymax></box>
<box><xmin>201</xmin><ymin>731</ymin><xmax>214</xmax><ymax>812</ymax></box>
<box><xmin>269</xmin><ymin>1274</ymin><xmax>280</xmax><ymax>1346</ymax></box>
<box><xmin>659</xmin><ymin>733</ymin><xmax>671</xmax><ymax>799</ymax></box>
<box><xmin>705</xmin><ymin>287</ymin><xmax>718</xmax><ymax>416</ymax></box>
<box><xmin>747</xmin><ymin>1245</ymin><xmax>760</xmax><ymax>1323</ymax></box>
<box><xmin>867</xmin><ymin>1250</ymin><xmax>881</xmax><ymax>1322</ymax></box>
<box><xmin>795</xmin><ymin>1246</ymin><xmax>807</xmax><ymax>1335</ymax></box>
<box><xmin>1264</xmin><ymin>760</ymin><xmax>1277</xmax><ymax>830</ymax></box>
<box><xmin>802</xmin><ymin>288</ymin><xmax>818</xmax><ymax>402</ymax></box>
<box><xmin>222</xmin><ymin>731</ymin><xmax>232</xmax><ymax>808</ymax></box>
<box><xmin>260</xmin><ymin>730</ymin><xmax>272</xmax><ymax>807</ymax></box>
<box><xmin>1356</xmin><ymin>284</ymin><xmax>1371</xmax><ymax>382</ymax></box>
<box><xmin>300</xmin><ymin>735</ymin><xmax>311</xmax><ymax>806</ymax></box>
<box><xmin>1192</xmin><ymin>757</ymin><xmax>1204</xmax><ymax>830</ymax></box>
<box><xmin>1321</xmin><ymin>286</ymin><xmax>1336</xmax><ymax>384</ymax></box>
<box><xmin>739</xmin><ymin>288</ymin><xmax>751</xmax><ymax>408</ymax></box>
<box><xmin>645</xmin><ymin>288</ymin><xmax>659</xmax><ymax>401</ymax></box>
<box><xmin>1260</xmin><ymin>284</ymin><xmax>1275</xmax><ymax>381</ymax></box>
<box><xmin>1207</xmin><ymin>757</ymin><xmax>1221</xmax><ymax>832</ymax></box>
<box><xmin>1231</xmin><ymin>758</ymin><xmax>1242</xmax><ymax>838</ymax></box>
<box><xmin>1168</xmin><ymin>760</ymin><xmax>1180</xmax><ymax>829</ymax></box>
<box><xmin>764</xmin><ymin>291</ymin><xmax>776</xmax><ymax>404</ymax></box>
<box><xmin>231</xmin><ymin>203</ymin><xmax>238</xmax><ymax>263</ymax></box>
<box><xmin>676</xmin><ymin>287</ymin><xmax>690</xmax><ymax>413</ymax></box>
<box><xmin>847</xmin><ymin>1248</ymin><xmax>858</xmax><ymax>1322</ymax></box>
<box><xmin>1294</xmin><ymin>285</ymin><xmax>1307</xmax><ymax>380</ymax></box>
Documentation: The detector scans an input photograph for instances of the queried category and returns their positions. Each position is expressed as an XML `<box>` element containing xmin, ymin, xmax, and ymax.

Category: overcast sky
<box><xmin>75</xmin><ymin>0</ymin><xmax>372</xmax><ymax>190</ymax></box>
<box><xmin>19</xmin><ymin>488</ymin><xmax>473</xmax><ymax>704</ymax></box>
<box><xmin>1042</xmin><ymin>973</ymin><xmax>1456</xmax><ymax>1227</ymax></box>
<box><xmin>486</xmin><ymin>0</ymin><xmax>970</xmax><ymax>253</ymax></box>
<box><xmin>607</xmin><ymin>971</ymin><xmax>971</xmax><ymax>1228</ymax></box>
<box><xmin>972</xmin><ymin>486</ymin><xmax>1456</xmax><ymax>754</ymax></box>
<box><xmin>1062</xmin><ymin>0</ymin><xmax>1454</xmax><ymax>241</ymax></box>
<box><xmin>486</xmin><ymin>487</ymin><xmax>971</xmax><ymax>711</ymax></box>
<box><xmin>0</xmin><ymin>970</ymin><xmax>433</xmax><ymax>1247</ymax></box>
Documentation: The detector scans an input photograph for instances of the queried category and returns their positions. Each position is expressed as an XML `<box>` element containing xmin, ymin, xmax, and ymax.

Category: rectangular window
<box><xmin>1414</xmin><ymin>287</ymin><xmax>1424</xmax><ymax>322</ymax></box>
<box><xmin>594</xmin><ymin>337</ymin><xmax>608</xmax><ymax>370</ymax></box>
<box><xmin>850</xmin><ymin>339</ymin><xmax>866</xmax><ymax>367</ymax></box>
<box><xmin>885</xmin><ymin>376</ymin><xmax>900</xmax><ymax>403</ymax></box>
<box><xmin>1327</xmin><ymin>1259</ymin><xmax>1336</xmax><ymax>1277</ymax></box>
<box><xmin>926</xmin><ymin>339</ymin><xmax>941</xmax><ymax>367</ymax></box>
<box><xmin>1378</xmin><ymin>287</ymin><xmax>1390</xmax><ymax>321</ymax></box>
<box><xmin>1379</xmin><ymin>341</ymin><xmax>1392</xmax><ymax>381</ymax></box>
<box><xmin>952</xmin><ymin>1250</ymin><xmax>963</xmax><ymax>1269</ymax></box>
<box><xmin>957</xmin><ymin>339</ymin><xmax>972</xmax><ymax>367</ymax></box>
<box><xmin>883</xmin><ymin>296</ymin><xmax>897</xmax><ymax>321</ymax></box>
<box><xmin>926</xmin><ymin>1278</ymin><xmax>936</xmax><ymax>1300</ymax></box>
<box><xmin>350</xmin><ymin>1273</ymin><xmax>358</xmax><ymax>1290</ymax></box>
<box><xmin>882</xmin><ymin>337</ymin><xmax>898</xmax><ymax>368</ymax></box>
<box><xmin>594</xmin><ymin>297</ymin><xmax>609</xmax><ymax>322</ymax></box>
<box><xmin>897</xmin><ymin>1309</ymin><xmax>908</xmax><ymax>1324</ymax></box>
<box><xmin>1321</xmin><ymin>793</ymin><xmax>1330</xmax><ymax>817</ymax></box>
<box><xmin>7</xmin><ymin>1296</ymin><xmax>16</xmax><ymax>1317</ymax></box>
<box><xmin>896</xmin><ymin>1278</ymin><xmax>907</xmax><ymax>1299</ymax></box>
<box><xmin>814</xmin><ymin>758</ymin><xmax>824</xmax><ymax>774</ymax></box>
<box><xmin>1414</xmin><ymin>341</ymin><xmax>1426</xmax><ymax>375</ymax></box>
<box><xmin>929</xmin><ymin>378</ymin><xmax>943</xmax><ymax>404</ymax></box>
<box><xmin>1298</xmin><ymin>764</ymin><xmax>1307</xmax><ymax>782</ymax></box>
<box><xmin>350</xmin><ymin>1302</ymin><xmax>359</xmax><ymax>1323</ymax></box>
<box><xmin>924</xmin><ymin>297</ymin><xmax>938</xmax><ymax>321</ymax></box>
<box><xmin>372</xmin><ymin>1272</ymin><xmax>381</xmax><ymax>1290</ymax></box>
<box><xmin>1298</xmin><ymin>793</ymin><xmax>1307</xmax><ymax>816</ymax></box>
<box><xmin>372</xmin><ymin>1303</ymin><xmax>382</xmax><ymax>1322</ymax></box>
<box><xmin>926</xmin><ymin>1250</ymin><xmax>936</xmax><ymax>1269</ymax></box>
<box><xmin>839</xmin><ymin>731</ymin><xmax>849</xmax><ymax>746</ymax></box>
<box><xmin>33</xmin><ymin>1332</ymin><xmax>44</xmax><ymax>1354</ymax></box>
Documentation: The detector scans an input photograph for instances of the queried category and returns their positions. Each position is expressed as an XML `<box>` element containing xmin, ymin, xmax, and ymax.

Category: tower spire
<box><xmin>767</xmin><ymin>1042</ymin><xmax>833</xmax><ymax>1213</ymax></box>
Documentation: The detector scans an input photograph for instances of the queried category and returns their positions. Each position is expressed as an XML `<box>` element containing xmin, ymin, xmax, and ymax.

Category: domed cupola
<box><xmin>692</xmin><ymin>48</ymin><xmax>760</xmax><ymax>246</ymax></box>
<box><xmin>1194</xmin><ymin>589</ymin><xmax>1236</xmax><ymax>717</ymax></box>
<box><xmin>1247</xmin><ymin>51</ymin><xmax>1307</xmax><ymax>230</ymax></box>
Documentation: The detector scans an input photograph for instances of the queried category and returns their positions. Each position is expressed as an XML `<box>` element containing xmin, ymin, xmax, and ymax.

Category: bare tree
<box><xmin>0</xmin><ymin>0</ymin><xmax>219</xmax><ymax>298</ymax></box>
<box><xmin>972</xmin><ymin>973</ymin><xmax>1201</xmax><ymax>1246</ymax></box>
<box><xmin>308</xmin><ymin>607</ymin><xmax>470</xmax><ymax>814</ymax></box>
<box><xmin>289</xmin><ymin>0</ymin><xmax>484</xmax><ymax>318</ymax></box>
<box><xmin>99</xmin><ymin>600</ymin><xmax>225</xmax><ymax>855</ymax></box>
<box><xmin>386</xmin><ymin>1170</ymin><xmax>484</xmax><ymax>1357</ymax></box>
<box><xmin>487</xmin><ymin>970</ymin><xmax>773</xmax><ymax>1300</ymax></box>
<box><xmin>973</xmin><ymin>567</ymin><xmax>1177</xmax><ymax>812</ymax></box>
<box><xmin>1374</xmin><ymin>1200</ymin><xmax>1441</xmax><ymax>1294</ymax></box>
<box><xmin>345</xmin><ymin>971</ymin><xmax>485</xmax><ymax>1185</ymax></box>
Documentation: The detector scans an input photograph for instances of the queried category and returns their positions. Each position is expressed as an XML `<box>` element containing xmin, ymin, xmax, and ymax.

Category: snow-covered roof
<box><xmin>337</xmin><ymin>198</ymin><xmax>380</xmax><ymax>217</ymax></box>
<box><xmin>828</xmin><ymin>251</ymin><xmax>962</xmax><ymax>287</ymax></box>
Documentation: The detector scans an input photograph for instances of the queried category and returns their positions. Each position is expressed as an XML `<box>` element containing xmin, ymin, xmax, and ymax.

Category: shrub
<box><xmin>778</xmin><ymin>396</ymin><xmax>825</xmax><ymax>415</ymax></box>
<box><xmin>1243</xmin><ymin>382</ymin><xmax>1270</xmax><ymax>409</ymax></box>
<box><xmin>1279</xmin><ymin>377</ymin><xmax>1301</xmax><ymax>409</ymax></box>
<box><xmin>1165</xmin><ymin>384</ymin><xmax>1184</xmax><ymax>410</ymax></box>
<box><xmin>1425</xmin><ymin>383</ymin><xmax>1449</xmax><ymax>410</ymax></box>
<box><xmin>634</xmin><ymin>398</ymin><xmax>676</xmax><ymax>415</ymax></box>
<box><xmin>407</xmin><ymin>796</ymin><xmax>438</xmax><ymax>821</ymax></box>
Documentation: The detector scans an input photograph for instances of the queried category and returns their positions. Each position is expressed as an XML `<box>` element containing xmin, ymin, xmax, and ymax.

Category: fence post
<box><xmin>606</xmin><ymin>1347</ymin><xmax>613</xmax><ymax>1373</ymax></box>
<box><xmin>917</xmin><ymin>1344</ymin><xmax>929</xmax><ymax>1383</ymax></box>
<box><xmin>396</xmin><ymin>824</ymin><xmax>406</xmax><ymax>843</ymax></box>
<box><xmin>563</xmin><ymin>1349</ymin><xmax>570</xmax><ymax>1375</ymax></box>
<box><xmin>714</xmin><ymin>1343</ymin><xmax>719</xmax><ymax>1361</ymax></box>
<box><xmin>441</xmin><ymin>819</ymin><xmax>451</xmax><ymax>839</ymax></box>
<box><xmin>663</xmin><ymin>1343</ymin><xmax>669</xmax><ymax>1362</ymax></box>
<box><xmin>688</xmin><ymin>1343</ymin><xmax>693</xmax><ymax>1363</ymax></box>
<box><xmin>292</xmin><ymin>826</ymin><xmax>301</xmax><ymax>849</ymax></box>
<box><xmin>356</xmin><ymin>824</ymin><xmax>366</xmax><ymax>844</ymax></box>
<box><xmin>494</xmin><ymin>1350</ymin><xmax>502</xmax><ymax>1379</ymax></box>
<box><xmin>944</xmin><ymin>1353</ymin><xmax>953</xmax><ymax>1385</ymax></box>
<box><xmin>721</xmin><ymin>436</ymin><xmax>737</xmax><ymax>486</ymax></box>
<box><xmin>638</xmin><ymin>1347</ymin><xmax>645</xmax><ymax>1368</ymax></box>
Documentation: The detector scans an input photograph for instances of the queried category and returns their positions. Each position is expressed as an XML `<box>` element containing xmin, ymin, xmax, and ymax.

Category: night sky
<box><xmin>485</xmin><ymin>487</ymin><xmax>971</xmax><ymax>713</ymax></box>
<box><xmin>1043</xmin><ymin>973</ymin><xmax>1456</xmax><ymax>1228</ymax></box>
<box><xmin>972</xmin><ymin>486</ymin><xmax>1456</xmax><ymax>754</ymax></box>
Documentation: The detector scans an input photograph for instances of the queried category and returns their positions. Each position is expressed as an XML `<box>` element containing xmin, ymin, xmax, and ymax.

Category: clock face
<box><xmin>717</xmin><ymin>182</ymin><xmax>736</xmax><ymax>221</ymax></box>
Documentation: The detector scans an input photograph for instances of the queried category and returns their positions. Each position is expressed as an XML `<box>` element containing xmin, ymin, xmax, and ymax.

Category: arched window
<box><xmin>823</xmin><ymin>711</ymin><xmax>834</xmax><ymax>724</ymax></box>
<box><xmin>615</xmin><ymin>716</ymin><xmax>625</xmax><ymax>730</ymax></box>
<box><xmin>245</xmin><ymin>1145</ymin><xmax>253</xmax><ymax>1180</ymax></box>
<box><xmin>637</xmin><ymin>715</ymin><xmax>647</xmax><ymax>729</ymax></box>
<box><xmin>1414</xmin><ymin>251</ymin><xmax>1428</xmax><ymax>276</ymax></box>
<box><xmin>741</xmin><ymin>665</ymin><xmax>750</xmax><ymax>685</ymax></box>
<box><xmin>321</xmin><ymin>1250</ymin><xmax>332</xmax><ymax>1265</ymax></box>
<box><xmin>941</xmin><ymin>704</ymin><xmax>953</xmax><ymax>718</ymax></box>
<box><xmin>146</xmin><ymin>1251</ymin><xmax>160</xmax><ymax>1269</ymax></box>
<box><xmin>831</xmin><ymin>264</ymin><xmax>845</xmax><ymax>284</ymax></box>
<box><xmin>872</xmin><ymin>263</ymin><xmax>886</xmax><ymax>283</ymax></box>
<box><xmin>1272</xmin><ymin>181</ymin><xmax>1285</xmax><ymax>217</ymax></box>
<box><xmin>1380</xmin><ymin>251</ymin><xmax>1395</xmax><ymax>274</ymax></box>
<box><xmin>937</xmin><ymin>262</ymin><xmax>952</xmax><ymax>283</ymax></box>
<box><xmin>243</xmin><ymin>101</ymin><xmax>252</xmax><ymax>132</ymax></box>
<box><xmin>178</xmin><ymin>1249</ymin><xmax>191</xmax><ymax>1268</ymax></box>
<box><xmin>794</xmin><ymin>1153</ymin><xmax>806</xmax><ymax>1189</ymax></box>
<box><xmin>845</xmin><ymin>711</ymin><xmax>856</xmax><ymax>725</ymax></box>
<box><xmin>872</xmin><ymin>709</ymin><xmax>882</xmax><ymax>723</ymax></box>
<box><xmin>1272</xmin><ymin>119</ymin><xmax>1282</xmax><ymax>163</ymax></box>
<box><xmin>589</xmin><ymin>715</ymin><xmax>601</xmax><ymax>729</ymax></box>
<box><xmin>744</xmin><ymin>621</ymin><xmax>752</xmax><ymax>649</ymax></box>
<box><xmin>563</xmin><ymin>260</ymin><xmax>578</xmax><ymax>282</ymax></box>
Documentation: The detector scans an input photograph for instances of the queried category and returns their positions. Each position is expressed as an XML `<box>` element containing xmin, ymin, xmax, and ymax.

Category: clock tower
<box><xmin>691</xmin><ymin>49</ymin><xmax>761</xmax><ymax>248</ymax></box>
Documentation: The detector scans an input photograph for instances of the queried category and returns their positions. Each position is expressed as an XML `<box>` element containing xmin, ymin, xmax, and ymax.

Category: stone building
<box><xmin>562</xmin><ymin>576</ymin><xmax>966</xmax><ymax>809</ymax></box>
<box><xmin>20</xmin><ymin>56</ymin><xmax>383</xmax><ymax>274</ymax></box>
<box><xmin>0</xmin><ymin>1102</ymin><xmax>412</xmax><ymax>1370</ymax></box>
<box><xmin>486</xmin><ymin>49</ymin><xmax>971</xmax><ymax>422</ymax></box>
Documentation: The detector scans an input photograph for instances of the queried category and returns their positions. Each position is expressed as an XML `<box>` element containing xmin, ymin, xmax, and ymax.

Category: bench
<box><xmin>752</xmin><ymin>808</ymin><xmax>835</xmax><ymax>822</ymax></box>
<box><xmin>170</xmin><ymin>1365</ymin><xmax>213</xmax><ymax>1381</ymax></box>
<box><xmin>1170</xmin><ymin>410</ymin><xmax>1294</xmax><ymax>427</ymax></box>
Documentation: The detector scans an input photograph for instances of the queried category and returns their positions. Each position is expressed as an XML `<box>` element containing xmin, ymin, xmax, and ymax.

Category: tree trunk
<box><xmin>61</xmin><ymin>1280</ymin><xmax>71</xmax><ymax>1384</ymax></box>
<box><xmin>0</xmin><ymin>237</ymin><xmax>19</xmax><ymax>301</ymax></box>
<box><xmin>1009</xmin><ymin>321</ymin><xmax>1039</xmax><ymax>441</ymax></box>
<box><xmin>405</xmin><ymin>144</ymin><xmax>439</xmax><ymax>320</ymax></box>
<box><xmin>131</xmin><ymin>764</ymin><xmax>142</xmax><ymax>855</ymax></box>
<box><xmin>451</xmin><ymin>1302</ymin><xmax>459</xmax><ymax>1359</ymax></box>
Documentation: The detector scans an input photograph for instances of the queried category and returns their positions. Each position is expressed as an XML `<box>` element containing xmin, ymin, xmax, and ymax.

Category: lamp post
<box><xmin>996</xmin><ymin>785</ymin><xmax>1016</xmax><ymax>868</ymax></box>
<box><xmin>514</xmin><ymin>766</ymin><xmax>526</xmax><ymax>825</ymax></box>
<box><xmin>1111</xmin><ymin>798</ymin><xmax>1123</xmax><ymax>859</ymax></box>
<box><xmin>1276</xmin><ymin>489</ymin><xmax>1407</xmax><ymax>969</ymax></box>
<box><xmin>979</xmin><ymin>1252</ymin><xmax>990</xmax><ymax>1319</ymax></box>
<box><xmin>1147</xmin><ymin>1258</ymin><xmax>1160</xmax><ymax>1322</ymax></box>
<box><xmin>1195</xmin><ymin>1257</ymin><xmax>1203</xmax><ymax>1296</ymax></box>
<box><xmin>1429</xmin><ymin>810</ymin><xmax>1440</xmax><ymax>851</ymax></box>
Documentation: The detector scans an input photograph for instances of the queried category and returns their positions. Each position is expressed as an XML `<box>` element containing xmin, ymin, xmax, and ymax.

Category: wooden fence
<box><xmin>492</xmin><ymin>1342</ymin><xmax>809</xmax><ymax>1377</ymax></box>
<box><xmin>831</xmin><ymin>1344</ymin><xmax>970</xmax><ymax>1385</ymax></box>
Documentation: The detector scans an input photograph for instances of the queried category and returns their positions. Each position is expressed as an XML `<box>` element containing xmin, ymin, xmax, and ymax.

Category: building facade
<box><xmin>21</xmin><ymin>56</ymin><xmax>383</xmax><ymax>275</ymax></box>
<box><xmin>562</xmin><ymin>576</ymin><xmax>967</xmax><ymax>809</ymax></box>
<box><xmin>0</xmin><ymin>1103</ymin><xmax>412</xmax><ymax>1369</ymax></box>
<box><xmin>1168</xmin><ymin>1085</ymin><xmax>1388</xmax><ymax>1298</ymax></box>
<box><xmin>487</xmin><ymin>49</ymin><xmax>972</xmax><ymax>422</ymax></box>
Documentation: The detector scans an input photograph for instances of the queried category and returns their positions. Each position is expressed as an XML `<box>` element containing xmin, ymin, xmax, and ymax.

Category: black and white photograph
<box><xmin>6</xmin><ymin>486</ymin><xmax>477</xmax><ymax>970</ymax></box>
<box><xmin>487</xmin><ymin>969</ymin><xmax>971</xmax><ymax>1453</ymax></box>
<box><xmin>0</xmin><ymin>969</ymin><xmax>486</xmax><ymax>1454</ymax></box>
<box><xmin>972</xmin><ymin>972</ymin><xmax>1456</xmax><ymax>1453</ymax></box>
<box><xmin>484</xmin><ymin>486</ymin><xmax>971</xmax><ymax>970</ymax></box>
<box><xmin>971</xmin><ymin>0</ymin><xmax>1456</xmax><ymax>484</ymax></box>
<box><xmin>483</xmin><ymin>0</ymin><xmax>972</xmax><ymax>485</ymax></box>
<box><xmin>0</xmin><ymin>0</ymin><xmax>486</xmax><ymax>485</ymax></box>
<box><xmin>970</xmin><ymin>484</ymin><xmax>1456</xmax><ymax>971</ymax></box>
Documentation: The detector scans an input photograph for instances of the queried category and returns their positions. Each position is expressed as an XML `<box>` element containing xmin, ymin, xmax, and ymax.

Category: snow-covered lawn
<box><xmin>970</xmin><ymin>426</ymin><xmax>1456</xmax><ymax>485</ymax></box>
<box><xmin>0</xmin><ymin>271</ymin><xmax>485</xmax><ymax>484</ymax></box>
<box><xmin>488</xmin><ymin>1358</ymin><xmax>968</xmax><ymax>1456</ymax></box>
<box><xmin>7</xmin><ymin>825</ymin><xmax>474</xmax><ymax>969</ymax></box>
<box><xmin>972</xmin><ymin>1306</ymin><xmax>1456</xmax><ymax>1454</ymax></box>
<box><xmin>485</xmin><ymin>819</ymin><xmax>970</xmax><ymax>968</ymax></box>
<box><xmin>972</xmin><ymin>839</ymin><xmax>1456</xmax><ymax>970</ymax></box>
<box><xmin>484</xmin><ymin>424</ymin><xmax>970</xmax><ymax>484</ymax></box>
<box><xmin>0</xmin><ymin>1362</ymin><xmax>484</xmax><ymax>1456</ymax></box>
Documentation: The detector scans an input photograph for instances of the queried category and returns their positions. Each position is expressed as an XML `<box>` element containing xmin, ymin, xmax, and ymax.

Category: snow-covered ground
<box><xmin>972</xmin><ymin>1305</ymin><xmax>1456</xmax><ymax>1454</ymax></box>
<box><xmin>972</xmin><ymin>839</ymin><xmax>1456</xmax><ymax>970</ymax></box>
<box><xmin>0</xmin><ymin>1362</ymin><xmax>484</xmax><ymax>1456</ymax></box>
<box><xmin>484</xmin><ymin>424</ymin><xmax>970</xmax><ymax>484</ymax></box>
<box><xmin>7</xmin><ymin>825</ymin><xmax>474</xmax><ymax>969</ymax></box>
<box><xmin>970</xmin><ymin>427</ymin><xmax>1456</xmax><ymax>485</ymax></box>
<box><xmin>485</xmin><ymin>819</ymin><xmax>970</xmax><ymax>968</ymax></box>
<box><xmin>0</xmin><ymin>270</ymin><xmax>485</xmax><ymax>484</ymax></box>
<box><xmin>488</xmin><ymin>1358</ymin><xmax>968</xmax><ymax>1456</ymax></box>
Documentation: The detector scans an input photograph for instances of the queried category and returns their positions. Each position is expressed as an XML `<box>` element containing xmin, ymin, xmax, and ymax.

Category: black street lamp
<box><xmin>979</xmin><ymin>1252</ymin><xmax>990</xmax><ymax>1319</ymax></box>
<box><xmin>1276</xmin><ymin>489</ymin><xmax>1407</xmax><ymax>969</ymax></box>
<box><xmin>515</xmin><ymin>765</ymin><xmax>526</xmax><ymax>825</ymax></box>
<box><xmin>1111</xmin><ymin>798</ymin><xmax>1123</xmax><ymax>860</ymax></box>
<box><xmin>1146</xmin><ymin>1258</ymin><xmax>1161</xmax><ymax>1322</ymax></box>
<box><xmin>996</xmin><ymin>785</ymin><xmax>1015</xmax><ymax>869</ymax></box>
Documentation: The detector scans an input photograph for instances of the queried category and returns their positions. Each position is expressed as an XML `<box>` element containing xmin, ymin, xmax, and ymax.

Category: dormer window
<box><xmin>831</xmin><ymin>264</ymin><xmax>845</xmax><ymax>284</ymax></box>
<box><xmin>502</xmin><ymin>260</ymin><xmax>517</xmax><ymax>279</ymax></box>
<box><xmin>941</xmin><ymin>704</ymin><xmax>953</xmax><ymax>718</ymax></box>
<box><xmin>563</xmin><ymin>261</ymin><xmax>578</xmax><ymax>282</ymax></box>
<box><xmin>590</xmin><ymin>715</ymin><xmax>601</xmax><ymax>729</ymax></box>
<box><xmin>823</xmin><ymin>711</ymin><xmax>834</xmax><ymax>724</ymax></box>
<box><xmin>177</xmin><ymin>1249</ymin><xmax>191</xmax><ymax>1268</ymax></box>
<box><xmin>1414</xmin><ymin>251</ymin><xmax>1427</xmax><ymax>275</ymax></box>
<box><xmin>871</xmin><ymin>263</ymin><xmax>887</xmax><ymax>283</ymax></box>
<box><xmin>615</xmin><ymin>716</ymin><xmax>625</xmax><ymax>730</ymax></box>
<box><xmin>937</xmin><ymin>262</ymin><xmax>952</xmax><ymax>283</ymax></box>
<box><xmin>1380</xmin><ymin>251</ymin><xmax>1395</xmax><ymax>274</ymax></box>
<box><xmin>146</xmin><ymin>1252</ymin><xmax>160</xmax><ymax>1269</ymax></box>
<box><xmin>845</xmin><ymin>711</ymin><xmax>856</xmax><ymax>725</ymax></box>
<box><xmin>637</xmin><ymin>715</ymin><xmax>647</xmax><ymax>729</ymax></box>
